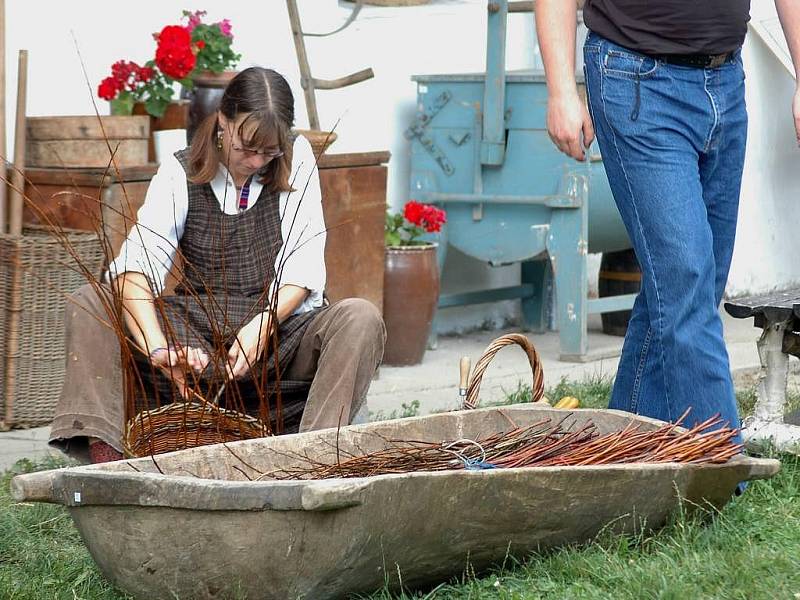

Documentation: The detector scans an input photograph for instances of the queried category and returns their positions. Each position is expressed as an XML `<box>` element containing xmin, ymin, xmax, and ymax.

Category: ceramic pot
<box><xmin>181</xmin><ymin>70</ymin><xmax>238</xmax><ymax>143</ymax></box>
<box><xmin>382</xmin><ymin>243</ymin><xmax>440</xmax><ymax>366</ymax></box>
<box><xmin>294</xmin><ymin>129</ymin><xmax>338</xmax><ymax>157</ymax></box>
<box><xmin>132</xmin><ymin>101</ymin><xmax>189</xmax><ymax>162</ymax></box>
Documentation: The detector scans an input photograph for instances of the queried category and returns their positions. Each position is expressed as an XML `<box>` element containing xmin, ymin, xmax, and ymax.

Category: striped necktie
<box><xmin>238</xmin><ymin>175</ymin><xmax>254</xmax><ymax>213</ymax></box>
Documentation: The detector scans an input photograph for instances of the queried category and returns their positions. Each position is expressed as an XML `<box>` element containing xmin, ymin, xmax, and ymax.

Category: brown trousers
<box><xmin>49</xmin><ymin>284</ymin><xmax>385</xmax><ymax>458</ymax></box>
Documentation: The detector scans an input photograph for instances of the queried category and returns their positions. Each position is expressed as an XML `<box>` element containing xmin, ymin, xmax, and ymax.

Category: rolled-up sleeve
<box><xmin>105</xmin><ymin>154</ymin><xmax>187</xmax><ymax>295</ymax></box>
<box><xmin>273</xmin><ymin>135</ymin><xmax>327</xmax><ymax>312</ymax></box>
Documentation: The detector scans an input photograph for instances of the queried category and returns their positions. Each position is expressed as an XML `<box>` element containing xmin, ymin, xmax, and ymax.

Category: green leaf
<box><xmin>144</xmin><ymin>96</ymin><xmax>169</xmax><ymax>118</ymax></box>
<box><xmin>385</xmin><ymin>232</ymin><xmax>402</xmax><ymax>247</ymax></box>
<box><xmin>109</xmin><ymin>94</ymin><xmax>134</xmax><ymax>116</ymax></box>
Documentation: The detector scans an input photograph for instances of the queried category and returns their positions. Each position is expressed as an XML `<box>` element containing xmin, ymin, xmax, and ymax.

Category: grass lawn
<box><xmin>2</xmin><ymin>378</ymin><xmax>799</xmax><ymax>599</ymax></box>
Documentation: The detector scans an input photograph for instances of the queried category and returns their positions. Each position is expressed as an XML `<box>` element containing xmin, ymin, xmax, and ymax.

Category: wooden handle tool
<box><xmin>459</xmin><ymin>356</ymin><xmax>471</xmax><ymax>408</ymax></box>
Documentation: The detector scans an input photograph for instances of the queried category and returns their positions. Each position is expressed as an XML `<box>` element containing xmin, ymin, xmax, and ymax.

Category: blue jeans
<box><xmin>583</xmin><ymin>31</ymin><xmax>747</xmax><ymax>440</ymax></box>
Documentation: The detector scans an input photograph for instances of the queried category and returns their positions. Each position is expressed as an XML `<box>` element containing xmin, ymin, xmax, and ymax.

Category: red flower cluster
<box><xmin>97</xmin><ymin>61</ymin><xmax>154</xmax><ymax>101</ymax></box>
<box><xmin>404</xmin><ymin>201</ymin><xmax>447</xmax><ymax>233</ymax></box>
<box><xmin>154</xmin><ymin>25</ymin><xmax>196</xmax><ymax>80</ymax></box>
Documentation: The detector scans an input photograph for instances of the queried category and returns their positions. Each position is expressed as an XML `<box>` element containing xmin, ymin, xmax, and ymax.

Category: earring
<box><xmin>216</xmin><ymin>127</ymin><xmax>223</xmax><ymax>151</ymax></box>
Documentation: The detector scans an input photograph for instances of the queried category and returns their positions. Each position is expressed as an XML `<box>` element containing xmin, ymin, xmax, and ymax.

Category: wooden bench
<box><xmin>724</xmin><ymin>290</ymin><xmax>800</xmax><ymax>453</ymax></box>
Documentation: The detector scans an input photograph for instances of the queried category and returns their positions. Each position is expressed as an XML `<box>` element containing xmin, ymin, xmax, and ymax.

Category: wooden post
<box><xmin>284</xmin><ymin>1</ymin><xmax>373</xmax><ymax>133</ymax></box>
<box><xmin>8</xmin><ymin>49</ymin><xmax>27</xmax><ymax>236</ymax></box>
<box><xmin>2</xmin><ymin>49</ymin><xmax>28</xmax><ymax>429</ymax></box>
<box><xmin>0</xmin><ymin>0</ymin><xmax>6</xmax><ymax>234</ymax></box>
<box><xmin>285</xmin><ymin>0</ymin><xmax>320</xmax><ymax>130</ymax></box>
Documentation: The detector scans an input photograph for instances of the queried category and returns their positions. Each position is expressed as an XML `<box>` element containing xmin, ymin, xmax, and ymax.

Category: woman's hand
<box><xmin>227</xmin><ymin>312</ymin><xmax>274</xmax><ymax>380</ymax></box>
<box><xmin>150</xmin><ymin>345</ymin><xmax>209</xmax><ymax>399</ymax></box>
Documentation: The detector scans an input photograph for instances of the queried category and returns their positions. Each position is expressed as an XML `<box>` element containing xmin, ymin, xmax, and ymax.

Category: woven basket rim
<box><xmin>123</xmin><ymin>401</ymin><xmax>272</xmax><ymax>457</ymax></box>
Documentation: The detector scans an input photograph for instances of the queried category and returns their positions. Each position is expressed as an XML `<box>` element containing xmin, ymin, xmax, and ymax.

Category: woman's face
<box><xmin>217</xmin><ymin>112</ymin><xmax>283</xmax><ymax>179</ymax></box>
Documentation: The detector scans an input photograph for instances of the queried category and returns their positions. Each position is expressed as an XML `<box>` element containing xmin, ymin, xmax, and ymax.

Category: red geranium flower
<box><xmin>404</xmin><ymin>201</ymin><xmax>425</xmax><ymax>227</ymax></box>
<box><xmin>420</xmin><ymin>205</ymin><xmax>446</xmax><ymax>233</ymax></box>
<box><xmin>387</xmin><ymin>200</ymin><xmax>447</xmax><ymax>246</ymax></box>
<box><xmin>137</xmin><ymin>66</ymin><xmax>154</xmax><ymax>82</ymax></box>
<box><xmin>154</xmin><ymin>25</ymin><xmax>196</xmax><ymax>80</ymax></box>
<box><xmin>97</xmin><ymin>76</ymin><xmax>121</xmax><ymax>101</ymax></box>
<box><xmin>98</xmin><ymin>12</ymin><xmax>240</xmax><ymax>118</ymax></box>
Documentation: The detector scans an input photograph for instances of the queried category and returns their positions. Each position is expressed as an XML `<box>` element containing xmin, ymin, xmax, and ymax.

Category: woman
<box><xmin>49</xmin><ymin>67</ymin><xmax>386</xmax><ymax>463</ymax></box>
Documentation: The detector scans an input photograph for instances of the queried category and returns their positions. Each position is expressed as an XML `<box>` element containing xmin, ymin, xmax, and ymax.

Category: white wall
<box><xmin>5</xmin><ymin>0</ymin><xmax>536</xmax><ymax>333</ymax></box>
<box><xmin>5</xmin><ymin>2</ymin><xmax>796</xmax><ymax>332</ymax></box>
<box><xmin>727</xmin><ymin>14</ymin><xmax>800</xmax><ymax>297</ymax></box>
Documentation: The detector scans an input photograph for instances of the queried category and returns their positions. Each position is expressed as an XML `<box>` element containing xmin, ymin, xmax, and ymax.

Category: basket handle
<box><xmin>463</xmin><ymin>333</ymin><xmax>544</xmax><ymax>409</ymax></box>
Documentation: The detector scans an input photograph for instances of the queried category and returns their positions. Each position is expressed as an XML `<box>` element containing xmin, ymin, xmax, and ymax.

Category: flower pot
<box><xmin>181</xmin><ymin>70</ymin><xmax>238</xmax><ymax>143</ymax></box>
<box><xmin>382</xmin><ymin>243</ymin><xmax>440</xmax><ymax>366</ymax></box>
<box><xmin>294</xmin><ymin>129</ymin><xmax>338</xmax><ymax>157</ymax></box>
<box><xmin>132</xmin><ymin>100</ymin><xmax>189</xmax><ymax>162</ymax></box>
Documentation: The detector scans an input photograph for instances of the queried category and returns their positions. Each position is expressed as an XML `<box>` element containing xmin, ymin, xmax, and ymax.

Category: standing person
<box><xmin>49</xmin><ymin>67</ymin><xmax>386</xmax><ymax>463</ymax></box>
<box><xmin>536</xmin><ymin>2</ymin><xmax>800</xmax><ymax>435</ymax></box>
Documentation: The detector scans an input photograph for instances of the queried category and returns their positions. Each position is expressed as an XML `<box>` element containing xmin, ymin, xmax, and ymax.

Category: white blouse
<box><xmin>107</xmin><ymin>134</ymin><xmax>327</xmax><ymax>315</ymax></box>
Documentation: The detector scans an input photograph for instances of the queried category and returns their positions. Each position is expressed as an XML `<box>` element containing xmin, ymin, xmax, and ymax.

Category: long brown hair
<box><xmin>188</xmin><ymin>67</ymin><xmax>295</xmax><ymax>194</ymax></box>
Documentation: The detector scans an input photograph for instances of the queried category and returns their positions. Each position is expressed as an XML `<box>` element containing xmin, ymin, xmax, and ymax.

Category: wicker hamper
<box><xmin>0</xmin><ymin>227</ymin><xmax>105</xmax><ymax>429</ymax></box>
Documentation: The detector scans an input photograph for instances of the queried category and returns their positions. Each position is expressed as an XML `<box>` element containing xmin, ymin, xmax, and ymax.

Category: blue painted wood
<box><xmin>521</xmin><ymin>260</ymin><xmax>552</xmax><ymax>333</ymax></box>
<box><xmin>482</xmin><ymin>0</ymin><xmax>507</xmax><ymax>166</ymax></box>
<box><xmin>439</xmin><ymin>284</ymin><xmax>535</xmax><ymax>309</ymax></box>
<box><xmin>409</xmin><ymin>6</ymin><xmax>633</xmax><ymax>360</ymax></box>
<box><xmin>547</xmin><ymin>175</ymin><xmax>589</xmax><ymax>359</ymax></box>
<box><xmin>587</xmin><ymin>294</ymin><xmax>638</xmax><ymax>315</ymax></box>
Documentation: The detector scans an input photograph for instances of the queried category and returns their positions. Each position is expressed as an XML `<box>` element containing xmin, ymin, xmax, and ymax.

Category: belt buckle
<box><xmin>707</xmin><ymin>53</ymin><xmax>727</xmax><ymax>68</ymax></box>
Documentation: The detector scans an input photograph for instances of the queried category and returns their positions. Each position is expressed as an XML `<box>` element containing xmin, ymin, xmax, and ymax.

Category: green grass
<box><xmin>499</xmin><ymin>373</ymin><xmax>791</xmax><ymax>419</ymax></box>
<box><xmin>370</xmin><ymin>399</ymin><xmax>422</xmax><ymax>421</ymax></box>
<box><xmin>363</xmin><ymin>453</ymin><xmax>800</xmax><ymax>599</ymax></box>
<box><xmin>0</xmin><ymin>457</ymin><xmax>131</xmax><ymax>599</ymax></box>
<box><xmin>2</xmin><ymin>378</ymin><xmax>799</xmax><ymax>599</ymax></box>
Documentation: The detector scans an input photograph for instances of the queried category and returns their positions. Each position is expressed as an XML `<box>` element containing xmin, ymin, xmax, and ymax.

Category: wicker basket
<box><xmin>463</xmin><ymin>333</ymin><xmax>545</xmax><ymax>409</ymax></box>
<box><xmin>0</xmin><ymin>227</ymin><xmax>105</xmax><ymax>429</ymax></box>
<box><xmin>123</xmin><ymin>402</ymin><xmax>271</xmax><ymax>458</ymax></box>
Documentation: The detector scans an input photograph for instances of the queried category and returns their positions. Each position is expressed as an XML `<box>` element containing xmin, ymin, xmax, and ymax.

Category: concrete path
<box><xmin>0</xmin><ymin>311</ymin><xmax>774</xmax><ymax>471</ymax></box>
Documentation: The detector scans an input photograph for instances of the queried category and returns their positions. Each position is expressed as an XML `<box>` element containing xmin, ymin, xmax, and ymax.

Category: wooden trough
<box><xmin>11</xmin><ymin>405</ymin><xmax>778</xmax><ymax>599</ymax></box>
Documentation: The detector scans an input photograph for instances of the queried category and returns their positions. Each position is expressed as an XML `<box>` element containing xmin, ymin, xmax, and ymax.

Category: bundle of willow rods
<box><xmin>261</xmin><ymin>412</ymin><xmax>741</xmax><ymax>481</ymax></box>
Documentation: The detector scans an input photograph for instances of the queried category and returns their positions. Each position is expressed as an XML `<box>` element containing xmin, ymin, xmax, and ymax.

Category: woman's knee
<box><xmin>330</xmin><ymin>298</ymin><xmax>386</xmax><ymax>342</ymax></box>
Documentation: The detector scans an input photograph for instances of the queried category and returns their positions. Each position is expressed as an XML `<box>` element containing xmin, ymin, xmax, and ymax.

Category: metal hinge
<box><xmin>404</xmin><ymin>90</ymin><xmax>455</xmax><ymax>176</ymax></box>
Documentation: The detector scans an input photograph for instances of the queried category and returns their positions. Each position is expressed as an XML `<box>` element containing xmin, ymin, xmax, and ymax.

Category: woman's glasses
<box><xmin>231</xmin><ymin>143</ymin><xmax>284</xmax><ymax>159</ymax></box>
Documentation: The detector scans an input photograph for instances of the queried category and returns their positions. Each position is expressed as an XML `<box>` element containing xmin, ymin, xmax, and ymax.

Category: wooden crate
<box><xmin>26</xmin><ymin>116</ymin><xmax>150</xmax><ymax>169</ymax></box>
<box><xmin>23</xmin><ymin>165</ymin><xmax>158</xmax><ymax>256</ymax></box>
<box><xmin>319</xmin><ymin>151</ymin><xmax>389</xmax><ymax>313</ymax></box>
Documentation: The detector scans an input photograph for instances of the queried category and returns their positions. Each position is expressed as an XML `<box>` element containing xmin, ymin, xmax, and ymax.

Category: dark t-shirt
<box><xmin>583</xmin><ymin>0</ymin><xmax>751</xmax><ymax>55</ymax></box>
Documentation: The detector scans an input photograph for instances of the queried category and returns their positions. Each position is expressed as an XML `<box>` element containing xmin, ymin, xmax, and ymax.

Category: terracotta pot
<box><xmin>181</xmin><ymin>70</ymin><xmax>239</xmax><ymax>143</ymax></box>
<box><xmin>382</xmin><ymin>243</ymin><xmax>440</xmax><ymax>366</ymax></box>
<box><xmin>132</xmin><ymin>101</ymin><xmax>189</xmax><ymax>162</ymax></box>
<box><xmin>294</xmin><ymin>129</ymin><xmax>338</xmax><ymax>157</ymax></box>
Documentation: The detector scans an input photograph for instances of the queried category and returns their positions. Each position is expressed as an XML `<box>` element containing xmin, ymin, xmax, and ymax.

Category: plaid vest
<box><xmin>131</xmin><ymin>150</ymin><xmax>324</xmax><ymax>431</ymax></box>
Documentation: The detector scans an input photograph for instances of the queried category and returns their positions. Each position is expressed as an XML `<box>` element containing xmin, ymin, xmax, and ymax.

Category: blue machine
<box><xmin>406</xmin><ymin>1</ymin><xmax>636</xmax><ymax>361</ymax></box>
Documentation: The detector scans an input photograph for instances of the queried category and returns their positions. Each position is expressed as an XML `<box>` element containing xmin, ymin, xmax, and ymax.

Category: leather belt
<box><xmin>652</xmin><ymin>52</ymin><xmax>734</xmax><ymax>69</ymax></box>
